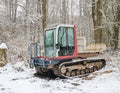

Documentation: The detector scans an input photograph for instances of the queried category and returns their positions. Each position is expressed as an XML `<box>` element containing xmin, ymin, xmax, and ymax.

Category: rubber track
<box><xmin>58</xmin><ymin>59</ymin><xmax>106</xmax><ymax>78</ymax></box>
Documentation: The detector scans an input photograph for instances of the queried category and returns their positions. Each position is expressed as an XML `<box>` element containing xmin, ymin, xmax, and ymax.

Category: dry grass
<box><xmin>82</xmin><ymin>70</ymin><xmax>113</xmax><ymax>80</ymax></box>
<box><xmin>82</xmin><ymin>75</ymin><xmax>96</xmax><ymax>80</ymax></box>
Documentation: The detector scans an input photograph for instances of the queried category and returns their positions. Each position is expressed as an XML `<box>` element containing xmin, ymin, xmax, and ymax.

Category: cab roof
<box><xmin>45</xmin><ymin>24</ymin><xmax>74</xmax><ymax>31</ymax></box>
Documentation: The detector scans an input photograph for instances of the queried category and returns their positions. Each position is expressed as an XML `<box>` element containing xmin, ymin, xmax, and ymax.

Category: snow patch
<box><xmin>0</xmin><ymin>55</ymin><xmax>120</xmax><ymax>93</ymax></box>
<box><xmin>0</xmin><ymin>61</ymin><xmax>31</xmax><ymax>74</ymax></box>
<box><xmin>0</xmin><ymin>43</ymin><xmax>8</xmax><ymax>49</ymax></box>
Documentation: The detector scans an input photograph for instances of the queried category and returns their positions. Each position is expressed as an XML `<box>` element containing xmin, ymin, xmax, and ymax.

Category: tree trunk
<box><xmin>92</xmin><ymin>0</ymin><xmax>102</xmax><ymax>43</ymax></box>
<box><xmin>24</xmin><ymin>0</ymin><xmax>30</xmax><ymax>41</ymax></box>
<box><xmin>42</xmin><ymin>0</ymin><xmax>47</xmax><ymax>32</ymax></box>
<box><xmin>112</xmin><ymin>2</ymin><xmax>120</xmax><ymax>50</ymax></box>
<box><xmin>13</xmin><ymin>0</ymin><xmax>18</xmax><ymax>22</ymax></box>
<box><xmin>37</xmin><ymin>0</ymin><xmax>42</xmax><ymax>43</ymax></box>
<box><xmin>61</xmin><ymin>0</ymin><xmax>66</xmax><ymax>24</ymax></box>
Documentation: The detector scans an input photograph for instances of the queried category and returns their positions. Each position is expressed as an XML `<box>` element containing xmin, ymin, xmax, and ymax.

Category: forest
<box><xmin>0</xmin><ymin>0</ymin><xmax>120</xmax><ymax>93</ymax></box>
<box><xmin>0</xmin><ymin>0</ymin><xmax>120</xmax><ymax>61</ymax></box>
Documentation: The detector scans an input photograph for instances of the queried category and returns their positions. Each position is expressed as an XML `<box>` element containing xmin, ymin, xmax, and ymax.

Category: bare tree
<box><xmin>92</xmin><ymin>0</ymin><xmax>102</xmax><ymax>43</ymax></box>
<box><xmin>112</xmin><ymin>0</ymin><xmax>120</xmax><ymax>50</ymax></box>
<box><xmin>1</xmin><ymin>0</ymin><xmax>120</xmax><ymax>62</ymax></box>
<box><xmin>100</xmin><ymin>0</ymin><xmax>120</xmax><ymax>49</ymax></box>
<box><xmin>61</xmin><ymin>0</ymin><xmax>67</xmax><ymax>24</ymax></box>
<box><xmin>42</xmin><ymin>0</ymin><xmax>47</xmax><ymax>31</ymax></box>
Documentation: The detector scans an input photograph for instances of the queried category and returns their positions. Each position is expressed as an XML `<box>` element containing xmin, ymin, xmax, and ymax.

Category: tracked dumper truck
<box><xmin>29</xmin><ymin>24</ymin><xmax>106</xmax><ymax>78</ymax></box>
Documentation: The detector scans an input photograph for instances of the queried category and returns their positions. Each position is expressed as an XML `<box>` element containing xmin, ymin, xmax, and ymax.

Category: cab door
<box><xmin>58</xmin><ymin>27</ymin><xmax>75</xmax><ymax>56</ymax></box>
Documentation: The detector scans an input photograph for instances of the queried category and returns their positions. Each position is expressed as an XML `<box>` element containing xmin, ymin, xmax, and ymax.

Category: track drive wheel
<box><xmin>80</xmin><ymin>69</ymin><xmax>86</xmax><ymax>75</ymax></box>
<box><xmin>85</xmin><ymin>68</ymin><xmax>90</xmax><ymax>73</ymax></box>
<box><xmin>71</xmin><ymin>70</ymin><xmax>76</xmax><ymax>77</ymax></box>
<box><xmin>76</xmin><ymin>70</ymin><xmax>80</xmax><ymax>76</ymax></box>
<box><xmin>65</xmin><ymin>71</ymin><xmax>71</xmax><ymax>77</ymax></box>
<box><xmin>93</xmin><ymin>66</ymin><xmax>98</xmax><ymax>71</ymax></box>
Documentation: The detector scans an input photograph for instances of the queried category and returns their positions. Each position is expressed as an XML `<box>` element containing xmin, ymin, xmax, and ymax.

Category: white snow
<box><xmin>0</xmin><ymin>43</ymin><xmax>8</xmax><ymax>49</ymax></box>
<box><xmin>0</xmin><ymin>57</ymin><xmax>120</xmax><ymax>93</ymax></box>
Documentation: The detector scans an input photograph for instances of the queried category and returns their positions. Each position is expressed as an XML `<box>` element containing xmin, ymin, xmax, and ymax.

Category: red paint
<box><xmin>37</xmin><ymin>55</ymin><xmax>77</xmax><ymax>60</ymax></box>
<box><xmin>73</xmin><ymin>24</ymin><xmax>78</xmax><ymax>56</ymax></box>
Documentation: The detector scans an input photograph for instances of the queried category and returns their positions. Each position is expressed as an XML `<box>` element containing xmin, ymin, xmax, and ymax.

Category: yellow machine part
<box><xmin>86</xmin><ymin>43</ymin><xmax>107</xmax><ymax>53</ymax></box>
<box><xmin>0</xmin><ymin>49</ymin><xmax>7</xmax><ymax>67</ymax></box>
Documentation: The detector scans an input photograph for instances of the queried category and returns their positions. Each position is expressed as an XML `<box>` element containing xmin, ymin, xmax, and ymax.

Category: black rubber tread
<box><xmin>58</xmin><ymin>59</ymin><xmax>106</xmax><ymax>78</ymax></box>
<box><xmin>35</xmin><ymin>67</ymin><xmax>48</xmax><ymax>76</ymax></box>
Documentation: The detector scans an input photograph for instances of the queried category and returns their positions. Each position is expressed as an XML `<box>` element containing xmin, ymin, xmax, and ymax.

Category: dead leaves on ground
<box><xmin>82</xmin><ymin>70</ymin><xmax>113</xmax><ymax>80</ymax></box>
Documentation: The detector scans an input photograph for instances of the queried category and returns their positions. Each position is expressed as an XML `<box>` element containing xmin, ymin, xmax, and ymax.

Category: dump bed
<box><xmin>77</xmin><ymin>37</ymin><xmax>107</xmax><ymax>53</ymax></box>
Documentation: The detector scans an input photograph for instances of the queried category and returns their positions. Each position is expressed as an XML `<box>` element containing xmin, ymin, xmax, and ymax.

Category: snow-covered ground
<box><xmin>0</xmin><ymin>56</ymin><xmax>120</xmax><ymax>93</ymax></box>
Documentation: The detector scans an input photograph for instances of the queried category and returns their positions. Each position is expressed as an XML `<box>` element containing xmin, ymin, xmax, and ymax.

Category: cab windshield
<box><xmin>45</xmin><ymin>28</ymin><xmax>56</xmax><ymax>57</ymax></box>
